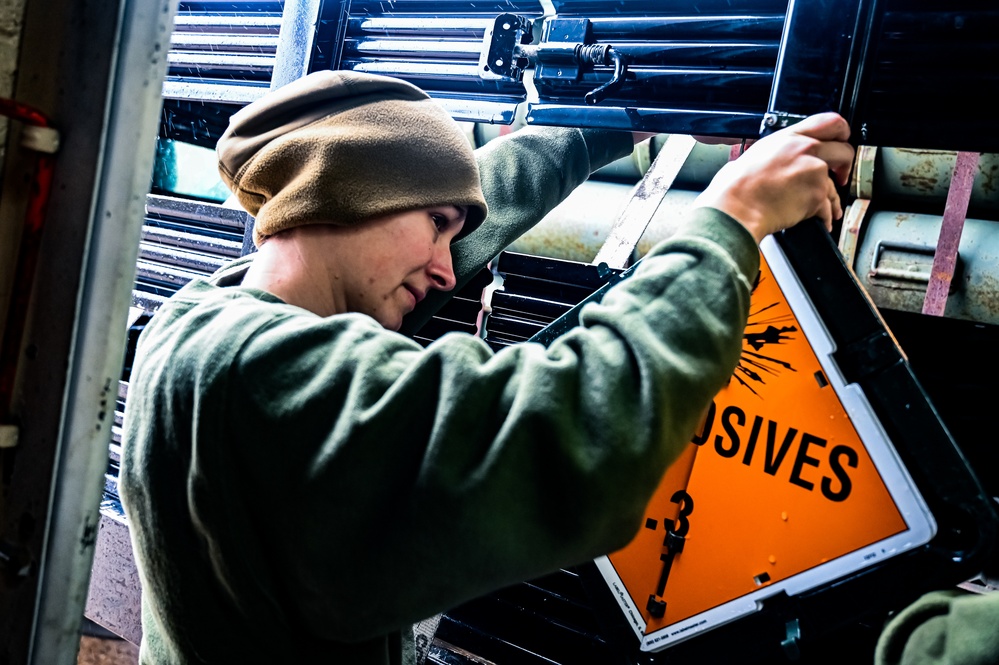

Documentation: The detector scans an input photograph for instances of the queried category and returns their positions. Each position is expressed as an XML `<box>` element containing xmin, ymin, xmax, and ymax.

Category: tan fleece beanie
<box><xmin>217</xmin><ymin>70</ymin><xmax>488</xmax><ymax>247</ymax></box>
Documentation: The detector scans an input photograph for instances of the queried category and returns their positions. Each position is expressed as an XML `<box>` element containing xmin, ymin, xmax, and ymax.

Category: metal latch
<box><xmin>869</xmin><ymin>240</ymin><xmax>961</xmax><ymax>290</ymax></box>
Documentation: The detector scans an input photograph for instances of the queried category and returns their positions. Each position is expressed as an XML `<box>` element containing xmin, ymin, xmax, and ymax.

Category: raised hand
<box><xmin>692</xmin><ymin>112</ymin><xmax>855</xmax><ymax>243</ymax></box>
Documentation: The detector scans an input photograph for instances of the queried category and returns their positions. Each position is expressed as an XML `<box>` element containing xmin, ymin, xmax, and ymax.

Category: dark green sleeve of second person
<box><xmin>400</xmin><ymin>126</ymin><xmax>634</xmax><ymax>335</ymax></box>
<box><xmin>875</xmin><ymin>589</ymin><xmax>999</xmax><ymax>665</ymax></box>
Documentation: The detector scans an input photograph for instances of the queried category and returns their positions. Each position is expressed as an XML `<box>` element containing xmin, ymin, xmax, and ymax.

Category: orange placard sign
<box><xmin>597</xmin><ymin>245</ymin><xmax>931</xmax><ymax>650</ymax></box>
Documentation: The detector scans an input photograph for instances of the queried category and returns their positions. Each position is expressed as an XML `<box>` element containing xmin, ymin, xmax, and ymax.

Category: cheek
<box><xmin>400</xmin><ymin>240</ymin><xmax>436</xmax><ymax>271</ymax></box>
<box><xmin>364</xmin><ymin>226</ymin><xmax>437</xmax><ymax>282</ymax></box>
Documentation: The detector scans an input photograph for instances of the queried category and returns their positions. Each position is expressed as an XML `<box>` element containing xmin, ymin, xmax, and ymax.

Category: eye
<box><xmin>431</xmin><ymin>214</ymin><xmax>448</xmax><ymax>231</ymax></box>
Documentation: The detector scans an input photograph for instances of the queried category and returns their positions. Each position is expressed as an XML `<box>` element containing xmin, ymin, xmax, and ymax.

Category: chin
<box><xmin>380</xmin><ymin>314</ymin><xmax>403</xmax><ymax>331</ymax></box>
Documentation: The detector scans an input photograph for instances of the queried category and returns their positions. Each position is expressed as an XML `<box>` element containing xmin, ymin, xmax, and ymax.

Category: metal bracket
<box><xmin>478</xmin><ymin>14</ymin><xmax>631</xmax><ymax>105</ymax></box>
<box><xmin>761</xmin><ymin>111</ymin><xmax>808</xmax><ymax>134</ymax></box>
<box><xmin>478</xmin><ymin>13</ymin><xmax>535</xmax><ymax>81</ymax></box>
<box><xmin>781</xmin><ymin>618</ymin><xmax>802</xmax><ymax>661</ymax></box>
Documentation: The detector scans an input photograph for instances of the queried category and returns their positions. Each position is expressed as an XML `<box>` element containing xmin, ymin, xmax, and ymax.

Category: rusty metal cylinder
<box><xmin>593</xmin><ymin>135</ymin><xmax>731</xmax><ymax>188</ymax></box>
<box><xmin>506</xmin><ymin>180</ymin><xmax>701</xmax><ymax>263</ymax></box>
<box><xmin>876</xmin><ymin>149</ymin><xmax>999</xmax><ymax>213</ymax></box>
<box><xmin>501</xmin><ymin>131</ymin><xmax>730</xmax><ymax>263</ymax></box>
<box><xmin>854</xmin><ymin>211</ymin><xmax>999</xmax><ymax>325</ymax></box>
<box><xmin>481</xmin><ymin>125</ymin><xmax>999</xmax><ymax>325</ymax></box>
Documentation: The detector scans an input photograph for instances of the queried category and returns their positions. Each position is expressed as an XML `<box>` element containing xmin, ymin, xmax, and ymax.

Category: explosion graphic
<box><xmin>733</xmin><ymin>276</ymin><xmax>798</xmax><ymax>397</ymax></box>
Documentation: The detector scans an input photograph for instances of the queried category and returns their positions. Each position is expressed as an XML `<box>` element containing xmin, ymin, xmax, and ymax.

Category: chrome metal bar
<box><xmin>141</xmin><ymin>226</ymin><xmax>242</xmax><ymax>258</ymax></box>
<box><xmin>138</xmin><ymin>242</ymin><xmax>229</xmax><ymax>276</ymax></box>
<box><xmin>145</xmin><ymin>194</ymin><xmax>252</xmax><ymax>231</ymax></box>
<box><xmin>170</xmin><ymin>34</ymin><xmax>279</xmax><ymax>52</ymax></box>
<box><xmin>588</xmin><ymin>14</ymin><xmax>786</xmax><ymax>38</ymax></box>
<box><xmin>352</xmin><ymin>16</ymin><xmax>492</xmax><ymax>36</ymax></box>
<box><xmin>161</xmin><ymin>79</ymin><xmax>270</xmax><ymax>104</ymax></box>
<box><xmin>135</xmin><ymin>259</ymin><xmax>204</xmax><ymax>290</ymax></box>
<box><xmin>349</xmin><ymin>61</ymin><xmax>482</xmax><ymax>79</ymax></box>
<box><xmin>346</xmin><ymin>37</ymin><xmax>482</xmax><ymax>59</ymax></box>
<box><xmin>173</xmin><ymin>15</ymin><xmax>282</xmax><ymax>33</ymax></box>
<box><xmin>271</xmin><ymin>0</ymin><xmax>321</xmax><ymax>89</ymax></box>
<box><xmin>167</xmin><ymin>51</ymin><xmax>275</xmax><ymax>72</ymax></box>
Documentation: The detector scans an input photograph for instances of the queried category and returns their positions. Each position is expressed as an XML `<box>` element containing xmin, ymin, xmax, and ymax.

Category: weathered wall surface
<box><xmin>0</xmin><ymin>0</ymin><xmax>25</xmax><ymax>164</ymax></box>
<box><xmin>0</xmin><ymin>0</ymin><xmax>25</xmax><ymax>365</ymax></box>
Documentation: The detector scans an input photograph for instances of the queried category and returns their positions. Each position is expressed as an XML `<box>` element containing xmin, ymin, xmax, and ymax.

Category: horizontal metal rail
<box><xmin>138</xmin><ymin>243</ymin><xmax>228</xmax><ymax>276</ymax></box>
<box><xmin>145</xmin><ymin>194</ymin><xmax>250</xmax><ymax>231</ymax></box>
<box><xmin>350</xmin><ymin>16</ymin><xmax>493</xmax><ymax>36</ymax></box>
<box><xmin>348</xmin><ymin>61</ymin><xmax>483</xmax><ymax>80</ymax></box>
<box><xmin>345</xmin><ymin>37</ymin><xmax>482</xmax><ymax>59</ymax></box>
<box><xmin>161</xmin><ymin>79</ymin><xmax>270</xmax><ymax>103</ymax></box>
<box><xmin>170</xmin><ymin>33</ymin><xmax>279</xmax><ymax>52</ymax></box>
<box><xmin>167</xmin><ymin>51</ymin><xmax>275</xmax><ymax>74</ymax></box>
<box><xmin>586</xmin><ymin>14</ymin><xmax>786</xmax><ymax>39</ymax></box>
<box><xmin>173</xmin><ymin>14</ymin><xmax>282</xmax><ymax>34</ymax></box>
<box><xmin>134</xmin><ymin>259</ymin><xmax>205</xmax><ymax>290</ymax></box>
<box><xmin>141</xmin><ymin>226</ymin><xmax>242</xmax><ymax>258</ymax></box>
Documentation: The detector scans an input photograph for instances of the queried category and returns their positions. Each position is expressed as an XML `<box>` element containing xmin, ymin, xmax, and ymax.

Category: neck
<box><xmin>241</xmin><ymin>231</ymin><xmax>342</xmax><ymax>317</ymax></box>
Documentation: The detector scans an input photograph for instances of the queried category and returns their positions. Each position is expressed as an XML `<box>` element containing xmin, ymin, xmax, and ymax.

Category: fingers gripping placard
<box><xmin>595</xmin><ymin>238</ymin><xmax>935</xmax><ymax>652</ymax></box>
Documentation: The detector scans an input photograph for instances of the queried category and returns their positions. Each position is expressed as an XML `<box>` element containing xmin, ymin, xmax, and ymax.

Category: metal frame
<box><xmin>0</xmin><ymin>0</ymin><xmax>177</xmax><ymax>662</ymax></box>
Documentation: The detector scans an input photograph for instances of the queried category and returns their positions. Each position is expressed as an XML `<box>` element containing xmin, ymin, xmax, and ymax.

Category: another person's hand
<box><xmin>692</xmin><ymin>112</ymin><xmax>854</xmax><ymax>244</ymax></box>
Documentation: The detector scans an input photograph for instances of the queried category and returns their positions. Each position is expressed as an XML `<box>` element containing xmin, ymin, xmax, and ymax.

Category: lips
<box><xmin>404</xmin><ymin>284</ymin><xmax>425</xmax><ymax>306</ymax></box>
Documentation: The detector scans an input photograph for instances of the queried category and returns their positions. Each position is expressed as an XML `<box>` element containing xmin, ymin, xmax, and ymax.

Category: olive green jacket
<box><xmin>876</xmin><ymin>589</ymin><xmax>999</xmax><ymax>665</ymax></box>
<box><xmin>121</xmin><ymin>126</ymin><xmax>760</xmax><ymax>664</ymax></box>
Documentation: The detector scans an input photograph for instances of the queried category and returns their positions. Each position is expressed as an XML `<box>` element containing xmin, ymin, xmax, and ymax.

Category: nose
<box><xmin>427</xmin><ymin>244</ymin><xmax>457</xmax><ymax>291</ymax></box>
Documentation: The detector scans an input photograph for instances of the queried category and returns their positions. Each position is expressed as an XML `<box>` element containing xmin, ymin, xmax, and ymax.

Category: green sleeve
<box><xmin>875</xmin><ymin>589</ymin><xmax>999</xmax><ymax>665</ymax></box>
<box><xmin>187</xmin><ymin>208</ymin><xmax>758</xmax><ymax>641</ymax></box>
<box><xmin>400</xmin><ymin>126</ymin><xmax>634</xmax><ymax>334</ymax></box>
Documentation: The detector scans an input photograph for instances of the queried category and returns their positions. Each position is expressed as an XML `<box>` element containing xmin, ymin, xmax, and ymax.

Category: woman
<box><xmin>121</xmin><ymin>70</ymin><xmax>853</xmax><ymax>664</ymax></box>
